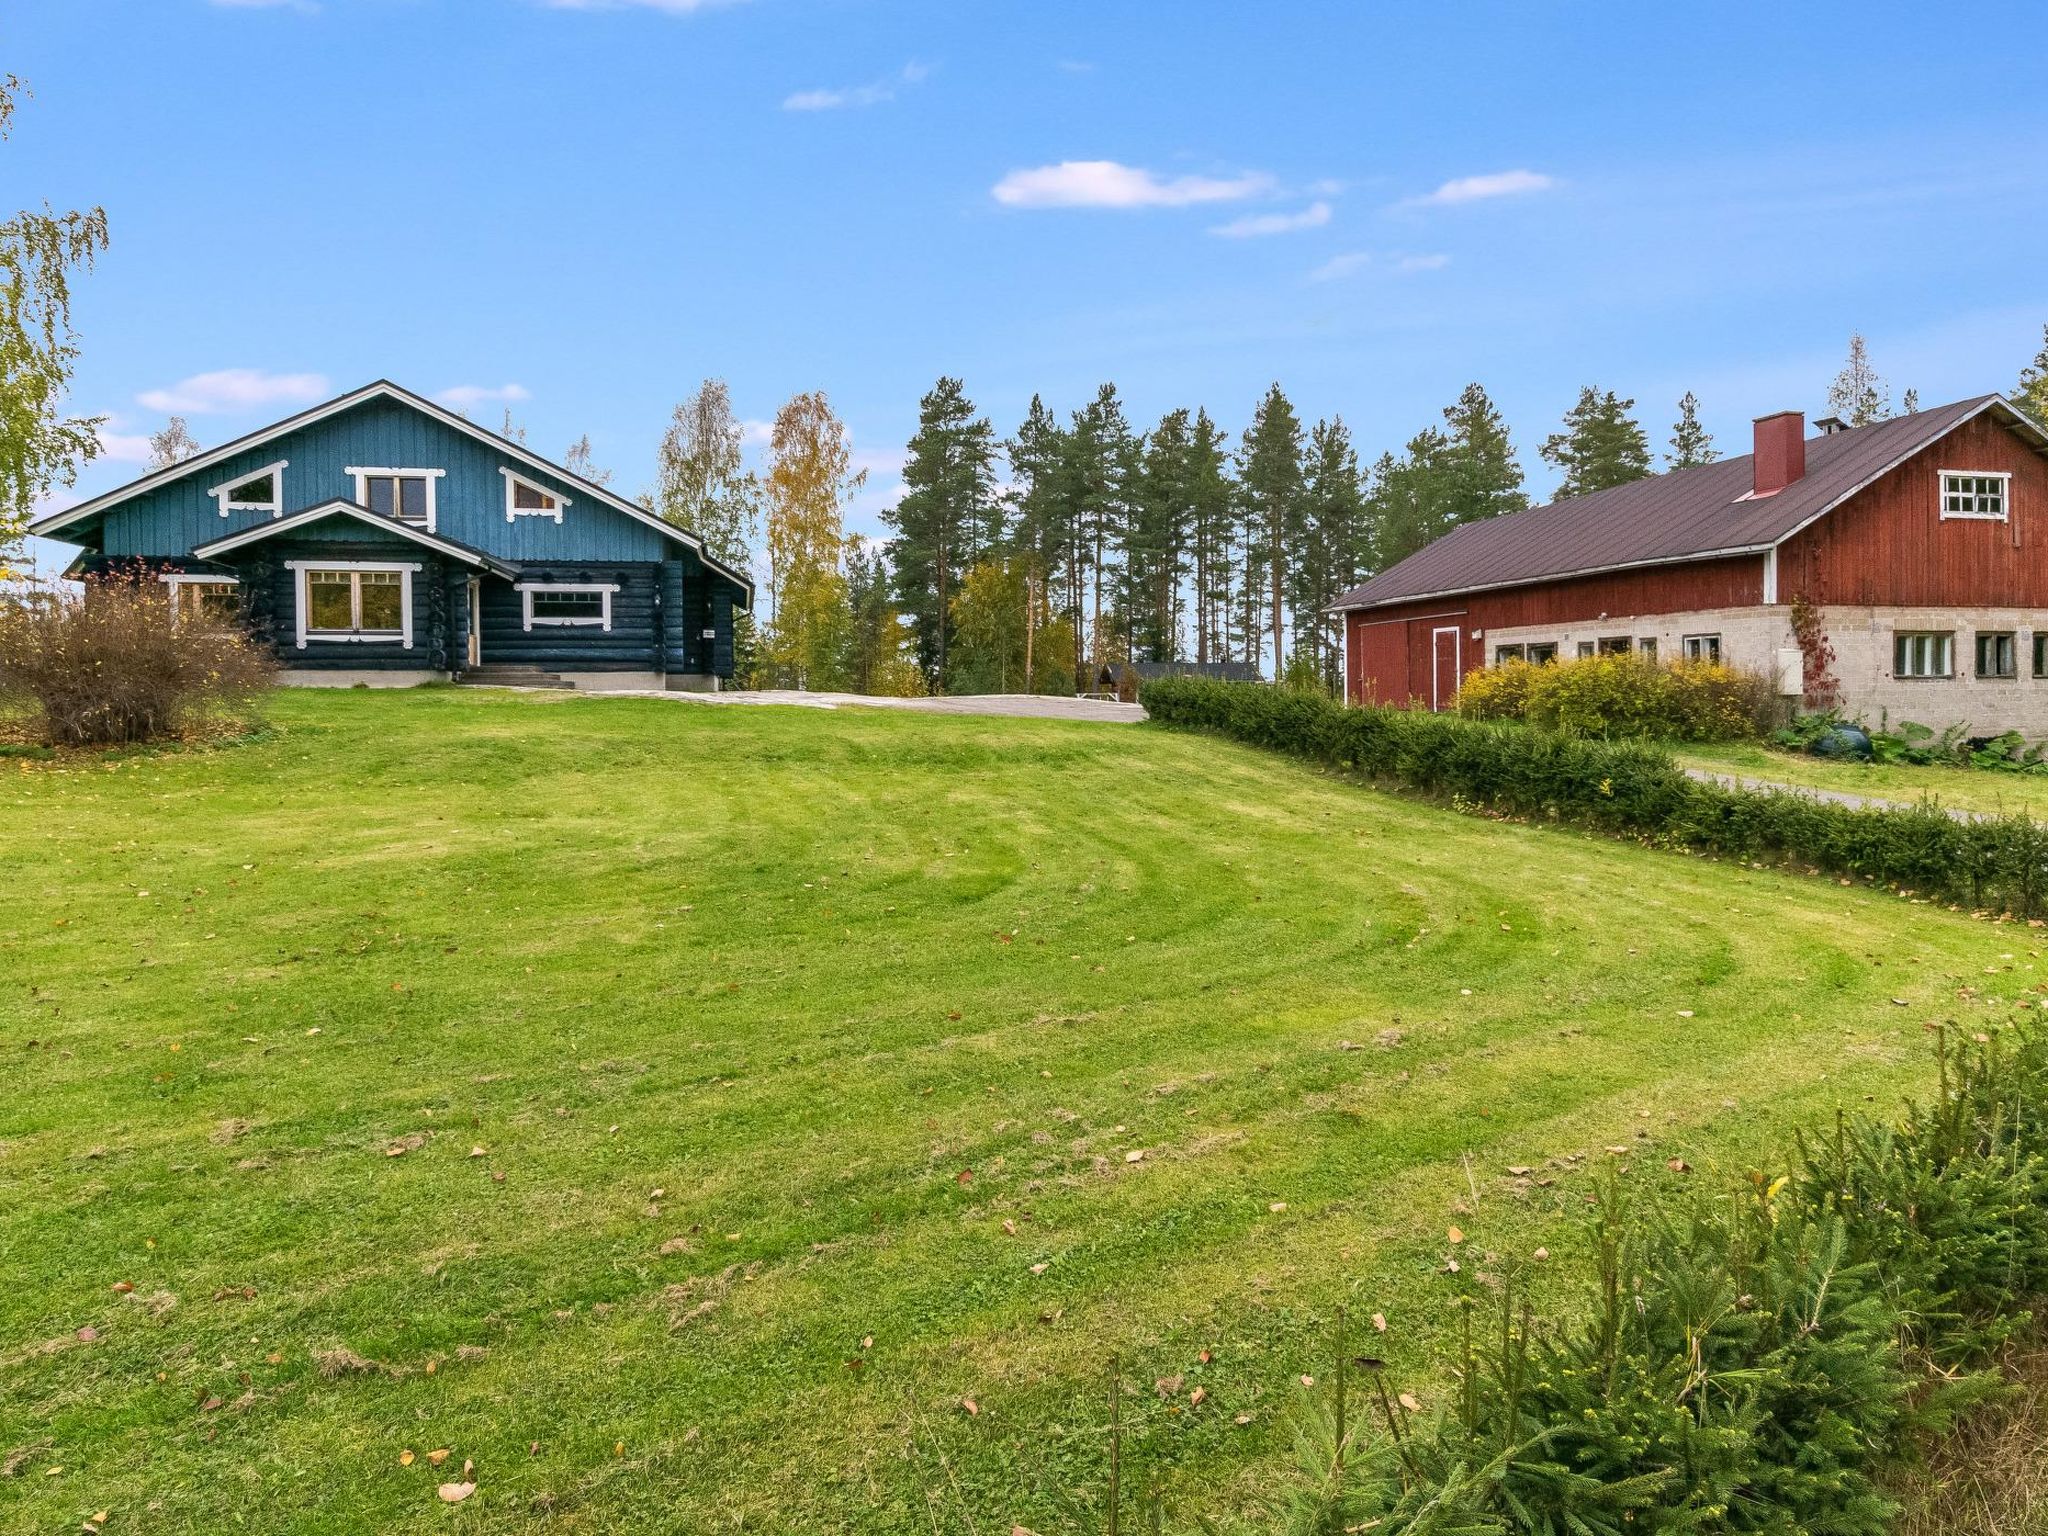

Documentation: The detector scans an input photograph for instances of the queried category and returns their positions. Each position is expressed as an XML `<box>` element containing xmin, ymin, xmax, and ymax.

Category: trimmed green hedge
<box><xmin>1140</xmin><ymin>676</ymin><xmax>2048</xmax><ymax>917</ymax></box>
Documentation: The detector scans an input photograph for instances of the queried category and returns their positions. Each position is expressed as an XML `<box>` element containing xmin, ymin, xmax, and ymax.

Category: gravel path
<box><xmin>1681</xmin><ymin>766</ymin><xmax>1982</xmax><ymax>821</ymax></box>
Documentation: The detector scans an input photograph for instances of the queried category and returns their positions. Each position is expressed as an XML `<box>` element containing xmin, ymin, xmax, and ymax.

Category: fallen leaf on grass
<box><xmin>1447</xmin><ymin>1226</ymin><xmax>1465</xmax><ymax>1245</ymax></box>
<box><xmin>110</xmin><ymin>1281</ymin><xmax>133</xmax><ymax>1294</ymax></box>
<box><xmin>74</xmin><ymin>1327</ymin><xmax>97</xmax><ymax>1343</ymax></box>
<box><xmin>962</xmin><ymin>1398</ymin><xmax>979</xmax><ymax>1416</ymax></box>
<box><xmin>1532</xmin><ymin>1247</ymin><xmax>1550</xmax><ymax>1262</ymax></box>
<box><xmin>468</xmin><ymin>1146</ymin><xmax>487</xmax><ymax>1159</ymax></box>
<box><xmin>399</xmin><ymin>1449</ymin><xmax>415</xmax><ymax>1466</ymax></box>
<box><xmin>1371</xmin><ymin>1312</ymin><xmax>1387</xmax><ymax>1332</ymax></box>
<box><xmin>1189</xmin><ymin>1386</ymin><xmax>1207</xmax><ymax>1406</ymax></box>
<box><xmin>437</xmin><ymin>1481</ymin><xmax>474</xmax><ymax>1504</ymax></box>
<box><xmin>1667</xmin><ymin>1158</ymin><xmax>1691</xmax><ymax>1173</ymax></box>
<box><xmin>1268</xmin><ymin>1201</ymin><xmax>1287</xmax><ymax>1213</ymax></box>
<box><xmin>956</xmin><ymin>1169</ymin><xmax>973</xmax><ymax>1185</ymax></box>
<box><xmin>1398</xmin><ymin>1392</ymin><xmax>1422</xmax><ymax>1412</ymax></box>
<box><xmin>427</xmin><ymin>1449</ymin><xmax>451</xmax><ymax>1466</ymax></box>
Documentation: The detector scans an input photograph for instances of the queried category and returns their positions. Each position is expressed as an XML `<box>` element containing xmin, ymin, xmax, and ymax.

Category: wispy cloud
<box><xmin>1409</xmin><ymin>169</ymin><xmax>1555</xmax><ymax>206</ymax></box>
<box><xmin>992</xmin><ymin>160</ymin><xmax>1273</xmax><ymax>210</ymax></box>
<box><xmin>137</xmin><ymin>368</ymin><xmax>329</xmax><ymax>415</ymax></box>
<box><xmin>437</xmin><ymin>382</ymin><xmax>533</xmax><ymax>409</ymax></box>
<box><xmin>783</xmin><ymin>61</ymin><xmax>929</xmax><ymax>113</ymax></box>
<box><xmin>1056</xmin><ymin>59</ymin><xmax>1096</xmax><ymax>74</ymax></box>
<box><xmin>1209</xmin><ymin>200</ymin><xmax>1332</xmax><ymax>239</ymax></box>
<box><xmin>1309</xmin><ymin>250</ymin><xmax>1449</xmax><ymax>282</ymax></box>
<box><xmin>95</xmin><ymin>426</ymin><xmax>155</xmax><ymax>464</ymax></box>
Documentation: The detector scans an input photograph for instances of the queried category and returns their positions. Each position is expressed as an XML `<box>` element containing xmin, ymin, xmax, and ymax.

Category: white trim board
<box><xmin>192</xmin><ymin>498</ymin><xmax>507</xmax><ymax>571</ymax></box>
<box><xmin>27</xmin><ymin>379</ymin><xmax>755</xmax><ymax>603</ymax></box>
<box><xmin>286</xmin><ymin>559</ymin><xmax>421</xmax><ymax>651</ymax></box>
<box><xmin>1938</xmin><ymin>468</ymin><xmax>2014</xmax><ymax>522</ymax></box>
<box><xmin>517</xmin><ymin>581</ymin><xmax>618</xmax><ymax>631</ymax></box>
<box><xmin>209</xmin><ymin>460</ymin><xmax>287</xmax><ymax>517</ymax></box>
<box><xmin>502</xmin><ymin>467</ymin><xmax>570</xmax><ymax>524</ymax></box>
<box><xmin>345</xmin><ymin>466</ymin><xmax>445</xmax><ymax>533</ymax></box>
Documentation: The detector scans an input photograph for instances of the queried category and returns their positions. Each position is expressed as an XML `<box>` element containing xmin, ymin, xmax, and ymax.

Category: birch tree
<box><xmin>763</xmin><ymin>390</ymin><xmax>861</xmax><ymax>690</ymax></box>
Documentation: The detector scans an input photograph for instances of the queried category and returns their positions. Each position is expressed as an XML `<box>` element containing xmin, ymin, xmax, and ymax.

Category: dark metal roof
<box><xmin>1331</xmin><ymin>395</ymin><xmax>2045</xmax><ymax>612</ymax></box>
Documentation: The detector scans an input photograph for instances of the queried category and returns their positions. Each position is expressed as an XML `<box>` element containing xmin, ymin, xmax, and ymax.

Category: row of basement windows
<box><xmin>1894</xmin><ymin>630</ymin><xmax>2048</xmax><ymax>681</ymax></box>
<box><xmin>1493</xmin><ymin>634</ymin><xmax>1723</xmax><ymax>667</ymax></box>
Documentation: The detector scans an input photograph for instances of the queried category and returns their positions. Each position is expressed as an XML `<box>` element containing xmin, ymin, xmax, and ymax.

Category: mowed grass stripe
<box><xmin>0</xmin><ymin>690</ymin><xmax>2027</xmax><ymax>1533</ymax></box>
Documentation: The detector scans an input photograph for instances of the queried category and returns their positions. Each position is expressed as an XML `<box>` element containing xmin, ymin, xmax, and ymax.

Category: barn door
<box><xmin>1430</xmin><ymin>625</ymin><xmax>1462</xmax><ymax>711</ymax></box>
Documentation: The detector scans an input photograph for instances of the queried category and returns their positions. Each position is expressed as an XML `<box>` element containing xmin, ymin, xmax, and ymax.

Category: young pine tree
<box><xmin>885</xmin><ymin>376</ymin><xmax>999</xmax><ymax>689</ymax></box>
<box><xmin>1666</xmin><ymin>391</ymin><xmax>1717</xmax><ymax>468</ymax></box>
<box><xmin>1184</xmin><ymin>409</ymin><xmax>1236</xmax><ymax>667</ymax></box>
<box><xmin>1238</xmin><ymin>384</ymin><xmax>1307</xmax><ymax>680</ymax></box>
<box><xmin>1826</xmin><ymin>334</ymin><xmax>1890</xmax><ymax>426</ymax></box>
<box><xmin>1064</xmin><ymin>384</ymin><xmax>1135</xmax><ymax>680</ymax></box>
<box><xmin>1293</xmin><ymin>417</ymin><xmax>1366</xmax><ymax>689</ymax></box>
<box><xmin>1539</xmin><ymin>387</ymin><xmax>1652</xmax><ymax>499</ymax></box>
<box><xmin>1439</xmin><ymin>382</ymin><xmax>1527</xmax><ymax>526</ymax></box>
<box><xmin>843</xmin><ymin>535</ymin><xmax>922</xmax><ymax>696</ymax></box>
<box><xmin>1370</xmin><ymin>430</ymin><xmax>1460</xmax><ymax>568</ymax></box>
<box><xmin>1128</xmin><ymin>409</ymin><xmax>1195</xmax><ymax>663</ymax></box>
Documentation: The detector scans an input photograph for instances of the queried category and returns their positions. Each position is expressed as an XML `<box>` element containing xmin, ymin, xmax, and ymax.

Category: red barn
<box><xmin>1330</xmin><ymin>395</ymin><xmax>2048</xmax><ymax>733</ymax></box>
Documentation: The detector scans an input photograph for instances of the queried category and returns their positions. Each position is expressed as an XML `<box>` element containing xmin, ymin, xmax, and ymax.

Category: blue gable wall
<box><xmin>100</xmin><ymin>398</ymin><xmax>677</xmax><ymax>565</ymax></box>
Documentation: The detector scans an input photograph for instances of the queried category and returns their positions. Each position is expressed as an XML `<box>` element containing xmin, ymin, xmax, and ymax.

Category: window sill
<box><xmin>305</xmin><ymin>631</ymin><xmax>405</xmax><ymax>644</ymax></box>
<box><xmin>1940</xmin><ymin>512</ymin><xmax>2009</xmax><ymax>522</ymax></box>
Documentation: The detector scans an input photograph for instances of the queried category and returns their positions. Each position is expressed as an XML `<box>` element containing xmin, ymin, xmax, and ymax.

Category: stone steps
<box><xmin>457</xmin><ymin>666</ymin><xmax>575</xmax><ymax>690</ymax></box>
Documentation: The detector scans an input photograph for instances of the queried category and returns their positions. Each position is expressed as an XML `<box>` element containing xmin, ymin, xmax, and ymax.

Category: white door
<box><xmin>1430</xmin><ymin>626</ymin><xmax>1462</xmax><ymax>711</ymax></box>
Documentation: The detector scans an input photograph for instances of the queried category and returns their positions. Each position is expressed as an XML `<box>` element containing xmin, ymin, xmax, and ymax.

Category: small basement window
<box><xmin>519</xmin><ymin>582</ymin><xmax>617</xmax><ymax>631</ymax></box>
<box><xmin>1636</xmin><ymin>637</ymin><xmax>1657</xmax><ymax>662</ymax></box>
<box><xmin>1894</xmin><ymin>630</ymin><xmax>1954</xmax><ymax>679</ymax></box>
<box><xmin>209</xmin><ymin>460</ymin><xmax>286</xmax><ymax>517</ymax></box>
<box><xmin>503</xmin><ymin>468</ymin><xmax>570</xmax><ymax>523</ymax></box>
<box><xmin>2036</xmin><ymin>633</ymin><xmax>2048</xmax><ymax>679</ymax></box>
<box><xmin>1493</xmin><ymin>643</ymin><xmax>1525</xmax><ymax>665</ymax></box>
<box><xmin>1526</xmin><ymin>642</ymin><xmax>1558</xmax><ymax>664</ymax></box>
<box><xmin>1941</xmin><ymin>470</ymin><xmax>2010</xmax><ymax>520</ymax></box>
<box><xmin>1682</xmin><ymin>633</ymin><xmax>1722</xmax><ymax>663</ymax></box>
<box><xmin>1976</xmin><ymin>631</ymin><xmax>2017</xmax><ymax>679</ymax></box>
<box><xmin>1576</xmin><ymin>641</ymin><xmax>1596</xmax><ymax>658</ymax></box>
<box><xmin>1597</xmin><ymin>636</ymin><xmax>1631</xmax><ymax>655</ymax></box>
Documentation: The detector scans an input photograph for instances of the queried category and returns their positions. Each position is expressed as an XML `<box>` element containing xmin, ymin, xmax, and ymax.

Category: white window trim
<box><xmin>1682</xmin><ymin>633</ymin><xmax>1722</xmax><ymax>662</ymax></box>
<box><xmin>285</xmin><ymin>559</ymin><xmax>420</xmax><ymax>650</ymax></box>
<box><xmin>208</xmin><ymin>460</ymin><xmax>287</xmax><ymax>518</ymax></box>
<box><xmin>1429</xmin><ymin>623</ymin><xmax>1460</xmax><ymax>711</ymax></box>
<box><xmin>344</xmin><ymin>467</ymin><xmax>446</xmax><ymax>533</ymax></box>
<box><xmin>502</xmin><ymin>467</ymin><xmax>571</xmax><ymax>524</ymax></box>
<box><xmin>1893</xmin><ymin>629</ymin><xmax>1954</xmax><ymax>680</ymax></box>
<box><xmin>158</xmin><ymin>572</ymin><xmax>241</xmax><ymax>625</ymax></box>
<box><xmin>517</xmin><ymin>581</ymin><xmax>618</xmax><ymax>632</ymax></box>
<box><xmin>1939</xmin><ymin>468</ymin><xmax>2012</xmax><ymax>522</ymax></box>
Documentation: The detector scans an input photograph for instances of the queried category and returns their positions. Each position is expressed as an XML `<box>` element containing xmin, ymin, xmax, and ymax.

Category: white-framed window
<box><xmin>345</xmin><ymin>467</ymin><xmax>445</xmax><ymax>531</ymax></box>
<box><xmin>1526</xmin><ymin>642</ymin><xmax>1558</xmax><ymax>664</ymax></box>
<box><xmin>1940</xmin><ymin>470</ymin><xmax>2011</xmax><ymax>521</ymax></box>
<box><xmin>1576</xmin><ymin>640</ymin><xmax>1596</xmax><ymax>658</ymax></box>
<box><xmin>1976</xmin><ymin>631</ymin><xmax>2017</xmax><ymax>679</ymax></box>
<box><xmin>517</xmin><ymin>581</ymin><xmax>617</xmax><ymax>631</ymax></box>
<box><xmin>502</xmin><ymin>467</ymin><xmax>570</xmax><ymax>524</ymax></box>
<box><xmin>159</xmin><ymin>573</ymin><xmax>240</xmax><ymax>625</ymax></box>
<box><xmin>1597</xmin><ymin>636</ymin><xmax>1630</xmax><ymax>656</ymax></box>
<box><xmin>1637</xmin><ymin>637</ymin><xmax>1657</xmax><ymax>662</ymax></box>
<box><xmin>1683</xmin><ymin>633</ymin><xmax>1722</xmax><ymax>663</ymax></box>
<box><xmin>1493</xmin><ymin>642</ymin><xmax>1525</xmax><ymax>665</ymax></box>
<box><xmin>208</xmin><ymin>460</ymin><xmax>286</xmax><ymax>517</ymax></box>
<box><xmin>1893</xmin><ymin>630</ymin><xmax>1954</xmax><ymax>679</ymax></box>
<box><xmin>286</xmin><ymin>560</ymin><xmax>418</xmax><ymax>649</ymax></box>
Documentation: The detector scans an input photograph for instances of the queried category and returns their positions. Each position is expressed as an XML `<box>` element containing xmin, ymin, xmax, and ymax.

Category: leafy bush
<box><xmin>1140</xmin><ymin>676</ymin><xmax>2048</xmax><ymax>917</ymax></box>
<box><xmin>1458</xmin><ymin>652</ymin><xmax>1776</xmax><ymax>742</ymax></box>
<box><xmin>0</xmin><ymin>568</ymin><xmax>274</xmax><ymax>746</ymax></box>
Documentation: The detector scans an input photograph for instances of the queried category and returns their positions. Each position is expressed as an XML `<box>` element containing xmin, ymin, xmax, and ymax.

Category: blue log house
<box><xmin>28</xmin><ymin>380</ymin><xmax>753</xmax><ymax>690</ymax></box>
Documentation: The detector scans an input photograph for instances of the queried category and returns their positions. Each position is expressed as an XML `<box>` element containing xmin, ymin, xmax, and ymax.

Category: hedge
<box><xmin>1139</xmin><ymin>676</ymin><xmax>2048</xmax><ymax>918</ymax></box>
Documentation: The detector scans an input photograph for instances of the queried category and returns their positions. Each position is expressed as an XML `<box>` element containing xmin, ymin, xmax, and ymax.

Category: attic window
<box><xmin>1941</xmin><ymin>470</ymin><xmax>2010</xmax><ymax>521</ymax></box>
<box><xmin>502</xmin><ymin>468</ymin><xmax>569</xmax><ymax>524</ymax></box>
<box><xmin>209</xmin><ymin>461</ymin><xmax>287</xmax><ymax>517</ymax></box>
<box><xmin>346</xmin><ymin>467</ymin><xmax>445</xmax><ymax>531</ymax></box>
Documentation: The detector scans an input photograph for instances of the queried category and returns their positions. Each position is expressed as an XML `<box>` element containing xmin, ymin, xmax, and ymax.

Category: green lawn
<box><xmin>1676</xmin><ymin>739</ymin><xmax>2048</xmax><ymax>819</ymax></box>
<box><xmin>2</xmin><ymin>690</ymin><xmax>2034</xmax><ymax>1534</ymax></box>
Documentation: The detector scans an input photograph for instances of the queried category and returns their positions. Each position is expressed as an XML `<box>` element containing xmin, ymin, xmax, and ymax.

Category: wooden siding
<box><xmin>479</xmin><ymin>564</ymin><xmax>662</xmax><ymax>672</ymax></box>
<box><xmin>220</xmin><ymin>535</ymin><xmax>456</xmax><ymax>671</ymax></box>
<box><xmin>1345</xmin><ymin>555</ymin><xmax>1763</xmax><ymax>705</ymax></box>
<box><xmin>98</xmin><ymin>398</ymin><xmax>677</xmax><ymax>565</ymax></box>
<box><xmin>1777</xmin><ymin>413</ymin><xmax>2048</xmax><ymax>606</ymax></box>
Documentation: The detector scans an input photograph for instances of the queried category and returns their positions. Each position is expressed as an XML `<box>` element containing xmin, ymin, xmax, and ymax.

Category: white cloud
<box><xmin>95</xmin><ymin>427</ymin><xmax>155</xmax><ymax>464</ymax></box>
<box><xmin>992</xmin><ymin>160</ymin><xmax>1273</xmax><ymax>210</ymax></box>
<box><xmin>1411</xmin><ymin>169</ymin><xmax>1555</xmax><ymax>206</ymax></box>
<box><xmin>784</xmin><ymin>61</ymin><xmax>927</xmax><ymax>112</ymax></box>
<box><xmin>137</xmin><ymin>368</ymin><xmax>329</xmax><ymax>415</ymax></box>
<box><xmin>1308</xmin><ymin>250</ymin><xmax>1448</xmax><ymax>282</ymax></box>
<box><xmin>1209</xmin><ymin>200</ymin><xmax>1332</xmax><ymax>239</ymax></box>
<box><xmin>437</xmin><ymin>382</ymin><xmax>533</xmax><ymax>409</ymax></box>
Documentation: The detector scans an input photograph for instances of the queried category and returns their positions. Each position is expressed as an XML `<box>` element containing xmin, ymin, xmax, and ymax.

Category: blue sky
<box><xmin>14</xmin><ymin>0</ymin><xmax>2048</xmax><ymax>577</ymax></box>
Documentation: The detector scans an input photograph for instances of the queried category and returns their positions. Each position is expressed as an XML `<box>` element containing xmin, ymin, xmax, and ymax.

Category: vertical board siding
<box><xmin>1778</xmin><ymin>415</ymin><xmax>2048</xmax><ymax>606</ymax></box>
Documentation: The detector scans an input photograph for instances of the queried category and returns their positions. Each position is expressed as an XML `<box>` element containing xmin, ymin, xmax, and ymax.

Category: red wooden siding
<box><xmin>1345</xmin><ymin>555</ymin><xmax>1763</xmax><ymax>705</ymax></box>
<box><xmin>1776</xmin><ymin>413</ymin><xmax>2048</xmax><ymax>607</ymax></box>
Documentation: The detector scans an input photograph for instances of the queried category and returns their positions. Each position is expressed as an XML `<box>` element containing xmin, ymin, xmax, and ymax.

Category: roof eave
<box><xmin>190</xmin><ymin>499</ymin><xmax>519</xmax><ymax>576</ymax></box>
<box><xmin>1326</xmin><ymin>543</ymin><xmax>1776</xmax><ymax>614</ymax></box>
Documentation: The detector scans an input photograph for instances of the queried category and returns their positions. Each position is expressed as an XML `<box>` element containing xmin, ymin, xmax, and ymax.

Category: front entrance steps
<box><xmin>457</xmin><ymin>665</ymin><xmax>574</xmax><ymax>690</ymax></box>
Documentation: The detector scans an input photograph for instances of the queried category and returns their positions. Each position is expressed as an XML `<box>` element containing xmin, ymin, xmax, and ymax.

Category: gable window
<box><xmin>1493</xmin><ymin>643</ymin><xmax>1525</xmax><ymax>665</ymax></box>
<box><xmin>1526</xmin><ymin>642</ymin><xmax>1558</xmax><ymax>664</ymax></box>
<box><xmin>1893</xmin><ymin>630</ymin><xmax>1953</xmax><ymax>679</ymax></box>
<box><xmin>1682</xmin><ymin>633</ymin><xmax>1722</xmax><ymax>663</ymax></box>
<box><xmin>208</xmin><ymin>460</ymin><xmax>287</xmax><ymax>517</ymax></box>
<box><xmin>1941</xmin><ymin>470</ymin><xmax>2010</xmax><ymax>521</ymax></box>
<box><xmin>502</xmin><ymin>467</ymin><xmax>571</xmax><ymax>524</ymax></box>
<box><xmin>518</xmin><ymin>581</ymin><xmax>617</xmax><ymax>632</ymax></box>
<box><xmin>288</xmin><ymin>560</ymin><xmax>416</xmax><ymax>649</ymax></box>
<box><xmin>159</xmin><ymin>573</ymin><xmax>240</xmax><ymax>625</ymax></box>
<box><xmin>346</xmin><ymin>467</ymin><xmax>445</xmax><ymax>531</ymax></box>
<box><xmin>1976</xmin><ymin>631</ymin><xmax>2017</xmax><ymax>679</ymax></box>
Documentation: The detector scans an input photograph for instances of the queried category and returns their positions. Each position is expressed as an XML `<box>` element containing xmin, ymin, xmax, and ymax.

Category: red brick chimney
<box><xmin>1752</xmin><ymin>411</ymin><xmax>1806</xmax><ymax>497</ymax></box>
